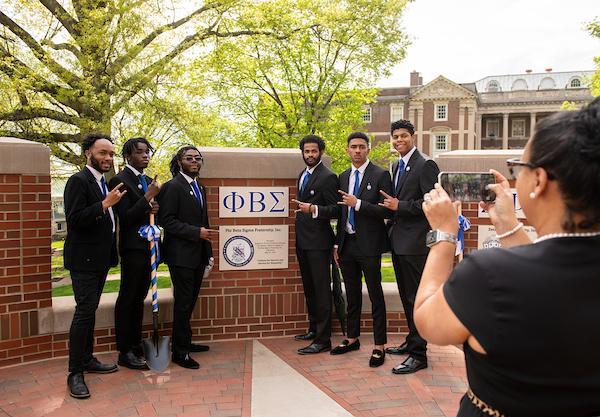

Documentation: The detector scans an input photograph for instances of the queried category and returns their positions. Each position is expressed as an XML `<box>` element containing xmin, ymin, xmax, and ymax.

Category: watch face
<box><xmin>426</xmin><ymin>230</ymin><xmax>437</xmax><ymax>246</ymax></box>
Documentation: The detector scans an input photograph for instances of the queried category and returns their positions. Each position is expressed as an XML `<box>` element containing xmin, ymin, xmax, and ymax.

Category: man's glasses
<box><xmin>184</xmin><ymin>156</ymin><xmax>203</xmax><ymax>163</ymax></box>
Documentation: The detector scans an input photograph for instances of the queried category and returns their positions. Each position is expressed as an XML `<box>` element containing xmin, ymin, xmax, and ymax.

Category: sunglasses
<box><xmin>506</xmin><ymin>158</ymin><xmax>555</xmax><ymax>181</ymax></box>
<box><xmin>184</xmin><ymin>156</ymin><xmax>203</xmax><ymax>163</ymax></box>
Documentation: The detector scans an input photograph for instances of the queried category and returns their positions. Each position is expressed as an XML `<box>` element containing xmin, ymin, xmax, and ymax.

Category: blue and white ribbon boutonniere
<box><xmin>456</xmin><ymin>215</ymin><xmax>471</xmax><ymax>256</ymax></box>
<box><xmin>139</xmin><ymin>225</ymin><xmax>161</xmax><ymax>262</ymax></box>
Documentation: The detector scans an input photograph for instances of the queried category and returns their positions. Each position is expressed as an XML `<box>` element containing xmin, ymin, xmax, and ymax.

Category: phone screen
<box><xmin>438</xmin><ymin>172</ymin><xmax>496</xmax><ymax>203</ymax></box>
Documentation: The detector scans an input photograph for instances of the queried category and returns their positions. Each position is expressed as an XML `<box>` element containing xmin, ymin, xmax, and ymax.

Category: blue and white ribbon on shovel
<box><xmin>139</xmin><ymin>225</ymin><xmax>161</xmax><ymax>312</ymax></box>
<box><xmin>456</xmin><ymin>215</ymin><xmax>471</xmax><ymax>256</ymax></box>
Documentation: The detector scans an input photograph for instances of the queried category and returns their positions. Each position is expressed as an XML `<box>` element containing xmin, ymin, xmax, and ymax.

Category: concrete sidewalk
<box><xmin>0</xmin><ymin>335</ymin><xmax>467</xmax><ymax>416</ymax></box>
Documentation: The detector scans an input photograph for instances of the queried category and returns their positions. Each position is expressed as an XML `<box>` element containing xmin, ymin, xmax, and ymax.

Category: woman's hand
<box><xmin>480</xmin><ymin>169</ymin><xmax>519</xmax><ymax>235</ymax></box>
<box><xmin>422</xmin><ymin>183</ymin><xmax>460</xmax><ymax>235</ymax></box>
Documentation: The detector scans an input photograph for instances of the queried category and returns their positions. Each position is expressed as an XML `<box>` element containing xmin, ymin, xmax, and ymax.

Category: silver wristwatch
<box><xmin>426</xmin><ymin>230</ymin><xmax>458</xmax><ymax>247</ymax></box>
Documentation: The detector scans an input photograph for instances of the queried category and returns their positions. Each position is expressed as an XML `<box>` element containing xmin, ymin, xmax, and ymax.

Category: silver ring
<box><xmin>423</xmin><ymin>197</ymin><xmax>432</xmax><ymax>204</ymax></box>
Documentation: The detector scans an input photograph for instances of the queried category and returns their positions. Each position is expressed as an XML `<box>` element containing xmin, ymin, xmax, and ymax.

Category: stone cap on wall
<box><xmin>196</xmin><ymin>147</ymin><xmax>332</xmax><ymax>179</ymax></box>
<box><xmin>0</xmin><ymin>137</ymin><xmax>50</xmax><ymax>175</ymax></box>
<box><xmin>435</xmin><ymin>149</ymin><xmax>524</xmax><ymax>179</ymax></box>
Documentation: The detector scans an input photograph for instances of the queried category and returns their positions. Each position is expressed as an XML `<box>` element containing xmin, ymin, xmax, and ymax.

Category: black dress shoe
<box><xmin>172</xmin><ymin>353</ymin><xmax>200</xmax><ymax>369</ymax></box>
<box><xmin>369</xmin><ymin>349</ymin><xmax>385</xmax><ymax>367</ymax></box>
<box><xmin>330</xmin><ymin>339</ymin><xmax>360</xmax><ymax>355</ymax></box>
<box><xmin>392</xmin><ymin>356</ymin><xmax>427</xmax><ymax>374</ymax></box>
<box><xmin>190</xmin><ymin>343</ymin><xmax>210</xmax><ymax>352</ymax></box>
<box><xmin>294</xmin><ymin>331</ymin><xmax>316</xmax><ymax>341</ymax></box>
<box><xmin>385</xmin><ymin>342</ymin><xmax>409</xmax><ymax>355</ymax></box>
<box><xmin>84</xmin><ymin>357</ymin><xmax>118</xmax><ymax>374</ymax></box>
<box><xmin>298</xmin><ymin>341</ymin><xmax>332</xmax><ymax>354</ymax></box>
<box><xmin>118</xmin><ymin>350</ymin><xmax>149</xmax><ymax>370</ymax></box>
<box><xmin>67</xmin><ymin>372</ymin><xmax>90</xmax><ymax>399</ymax></box>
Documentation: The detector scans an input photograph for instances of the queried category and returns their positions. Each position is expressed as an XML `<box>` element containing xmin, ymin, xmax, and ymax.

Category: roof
<box><xmin>474</xmin><ymin>70</ymin><xmax>594</xmax><ymax>92</ymax></box>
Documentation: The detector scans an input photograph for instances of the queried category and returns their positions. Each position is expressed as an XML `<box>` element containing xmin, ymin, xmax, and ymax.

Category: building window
<box><xmin>362</xmin><ymin>107</ymin><xmax>372</xmax><ymax>123</ymax></box>
<box><xmin>570</xmin><ymin>78</ymin><xmax>581</xmax><ymax>87</ymax></box>
<box><xmin>434</xmin><ymin>104</ymin><xmax>447</xmax><ymax>121</ymax></box>
<box><xmin>391</xmin><ymin>105</ymin><xmax>403</xmax><ymax>122</ymax></box>
<box><xmin>486</xmin><ymin>81</ymin><xmax>500</xmax><ymax>92</ymax></box>
<box><xmin>56</xmin><ymin>223</ymin><xmax>64</xmax><ymax>231</ymax></box>
<box><xmin>512</xmin><ymin>119</ymin><xmax>526</xmax><ymax>137</ymax></box>
<box><xmin>539</xmin><ymin>77</ymin><xmax>555</xmax><ymax>89</ymax></box>
<box><xmin>512</xmin><ymin>79</ymin><xmax>528</xmax><ymax>91</ymax></box>
<box><xmin>435</xmin><ymin>134</ymin><xmax>448</xmax><ymax>152</ymax></box>
<box><xmin>486</xmin><ymin>120</ymin><xmax>499</xmax><ymax>139</ymax></box>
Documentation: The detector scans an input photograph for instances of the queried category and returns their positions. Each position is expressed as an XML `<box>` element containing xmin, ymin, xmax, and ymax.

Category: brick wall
<box><xmin>0</xmin><ymin>138</ymin><xmax>53</xmax><ymax>367</ymax></box>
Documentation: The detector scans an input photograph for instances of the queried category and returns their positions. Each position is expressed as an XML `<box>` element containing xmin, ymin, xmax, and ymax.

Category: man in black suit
<box><xmin>64</xmin><ymin>133</ymin><xmax>126</xmax><ymax>398</ymax></box>
<box><xmin>157</xmin><ymin>146</ymin><xmax>214</xmax><ymax>369</ymax></box>
<box><xmin>292</xmin><ymin>135</ymin><xmax>339</xmax><ymax>354</ymax></box>
<box><xmin>380</xmin><ymin>119</ymin><xmax>439</xmax><ymax>374</ymax></box>
<box><xmin>329</xmin><ymin>132</ymin><xmax>393</xmax><ymax>367</ymax></box>
<box><xmin>109</xmin><ymin>138</ymin><xmax>161</xmax><ymax>370</ymax></box>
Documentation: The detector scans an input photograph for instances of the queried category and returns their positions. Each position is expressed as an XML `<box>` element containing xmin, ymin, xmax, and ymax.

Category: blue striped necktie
<box><xmin>191</xmin><ymin>181</ymin><xmax>203</xmax><ymax>212</ymax></box>
<box><xmin>349</xmin><ymin>169</ymin><xmax>360</xmax><ymax>231</ymax></box>
<box><xmin>395</xmin><ymin>160</ymin><xmax>404</xmax><ymax>193</ymax></box>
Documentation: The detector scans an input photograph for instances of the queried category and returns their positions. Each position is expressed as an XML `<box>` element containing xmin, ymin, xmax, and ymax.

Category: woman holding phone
<box><xmin>414</xmin><ymin>97</ymin><xmax>600</xmax><ymax>416</ymax></box>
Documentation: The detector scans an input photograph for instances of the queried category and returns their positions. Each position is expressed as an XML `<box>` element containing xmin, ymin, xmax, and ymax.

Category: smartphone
<box><xmin>438</xmin><ymin>172</ymin><xmax>496</xmax><ymax>203</ymax></box>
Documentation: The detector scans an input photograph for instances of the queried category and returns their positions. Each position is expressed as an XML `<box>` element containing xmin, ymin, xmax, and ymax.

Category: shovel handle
<box><xmin>149</xmin><ymin>210</ymin><xmax>159</xmax><ymax>313</ymax></box>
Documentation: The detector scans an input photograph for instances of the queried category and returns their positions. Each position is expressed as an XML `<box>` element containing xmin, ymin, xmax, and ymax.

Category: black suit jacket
<box><xmin>336</xmin><ymin>162</ymin><xmax>393</xmax><ymax>257</ymax></box>
<box><xmin>64</xmin><ymin>168</ymin><xmax>117</xmax><ymax>270</ymax></box>
<box><xmin>109</xmin><ymin>167</ymin><xmax>153</xmax><ymax>254</ymax></box>
<box><xmin>389</xmin><ymin>149</ymin><xmax>439</xmax><ymax>255</ymax></box>
<box><xmin>157</xmin><ymin>174</ymin><xmax>212</xmax><ymax>269</ymax></box>
<box><xmin>295</xmin><ymin>162</ymin><xmax>339</xmax><ymax>251</ymax></box>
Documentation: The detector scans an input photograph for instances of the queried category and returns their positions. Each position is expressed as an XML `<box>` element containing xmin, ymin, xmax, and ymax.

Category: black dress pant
<box><xmin>68</xmin><ymin>269</ymin><xmax>108</xmax><ymax>373</ymax></box>
<box><xmin>392</xmin><ymin>253</ymin><xmax>428</xmax><ymax>362</ymax></box>
<box><xmin>296</xmin><ymin>246</ymin><xmax>332</xmax><ymax>344</ymax></box>
<box><xmin>115</xmin><ymin>249</ymin><xmax>151</xmax><ymax>354</ymax></box>
<box><xmin>338</xmin><ymin>234</ymin><xmax>387</xmax><ymax>345</ymax></box>
<box><xmin>168</xmin><ymin>263</ymin><xmax>205</xmax><ymax>356</ymax></box>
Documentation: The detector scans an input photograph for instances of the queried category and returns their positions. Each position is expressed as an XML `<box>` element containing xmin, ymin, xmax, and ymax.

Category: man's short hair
<box><xmin>299</xmin><ymin>134</ymin><xmax>326</xmax><ymax>152</ymax></box>
<box><xmin>347</xmin><ymin>131</ymin><xmax>370</xmax><ymax>145</ymax></box>
<box><xmin>81</xmin><ymin>133</ymin><xmax>113</xmax><ymax>152</ymax></box>
<box><xmin>391</xmin><ymin>120</ymin><xmax>415</xmax><ymax>136</ymax></box>
<box><xmin>122</xmin><ymin>137</ymin><xmax>154</xmax><ymax>159</ymax></box>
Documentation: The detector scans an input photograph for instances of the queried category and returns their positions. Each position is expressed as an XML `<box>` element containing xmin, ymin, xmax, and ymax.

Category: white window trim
<box><xmin>568</xmin><ymin>76</ymin><xmax>582</xmax><ymax>88</ymax></box>
<box><xmin>511</xmin><ymin>119</ymin><xmax>526</xmax><ymax>138</ymax></box>
<box><xmin>512</xmin><ymin>79</ymin><xmax>528</xmax><ymax>91</ymax></box>
<box><xmin>362</xmin><ymin>107</ymin><xmax>372</xmax><ymax>123</ymax></box>
<box><xmin>434</xmin><ymin>103</ymin><xmax>448</xmax><ymax>121</ymax></box>
<box><xmin>390</xmin><ymin>105</ymin><xmax>404</xmax><ymax>122</ymax></box>
<box><xmin>486</xmin><ymin>120</ymin><xmax>499</xmax><ymax>139</ymax></box>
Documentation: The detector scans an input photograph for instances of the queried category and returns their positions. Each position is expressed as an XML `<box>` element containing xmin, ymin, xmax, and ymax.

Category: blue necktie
<box><xmin>299</xmin><ymin>170</ymin><xmax>311</xmax><ymax>196</ymax></box>
<box><xmin>139</xmin><ymin>175</ymin><xmax>148</xmax><ymax>193</ymax></box>
<box><xmin>101</xmin><ymin>176</ymin><xmax>108</xmax><ymax>197</ymax></box>
<box><xmin>395</xmin><ymin>160</ymin><xmax>405</xmax><ymax>193</ymax></box>
<box><xmin>191</xmin><ymin>181</ymin><xmax>203</xmax><ymax>212</ymax></box>
<box><xmin>349</xmin><ymin>169</ymin><xmax>360</xmax><ymax>231</ymax></box>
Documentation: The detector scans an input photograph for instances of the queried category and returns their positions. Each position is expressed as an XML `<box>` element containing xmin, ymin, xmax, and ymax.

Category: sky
<box><xmin>377</xmin><ymin>0</ymin><xmax>600</xmax><ymax>87</ymax></box>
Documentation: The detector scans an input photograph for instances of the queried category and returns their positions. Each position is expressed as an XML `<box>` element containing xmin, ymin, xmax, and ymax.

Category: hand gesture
<box><xmin>292</xmin><ymin>199</ymin><xmax>314</xmax><ymax>213</ymax></box>
<box><xmin>378</xmin><ymin>190</ymin><xmax>399</xmax><ymax>211</ymax></box>
<box><xmin>200</xmin><ymin>227</ymin><xmax>219</xmax><ymax>242</ymax></box>
<box><xmin>145</xmin><ymin>175</ymin><xmax>162</xmax><ymax>201</ymax></box>
<box><xmin>338</xmin><ymin>190</ymin><xmax>357</xmax><ymax>207</ymax></box>
<box><xmin>422</xmin><ymin>183</ymin><xmax>459</xmax><ymax>235</ymax></box>
<box><xmin>103</xmin><ymin>182</ymin><xmax>126</xmax><ymax>210</ymax></box>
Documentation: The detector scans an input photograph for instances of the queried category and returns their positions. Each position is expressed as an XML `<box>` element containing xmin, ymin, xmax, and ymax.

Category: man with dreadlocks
<box><xmin>157</xmin><ymin>146</ymin><xmax>215</xmax><ymax>369</ymax></box>
<box><xmin>109</xmin><ymin>137</ymin><xmax>161</xmax><ymax>370</ymax></box>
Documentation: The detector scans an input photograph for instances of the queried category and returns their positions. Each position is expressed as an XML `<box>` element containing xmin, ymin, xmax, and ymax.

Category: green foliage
<box><xmin>206</xmin><ymin>0</ymin><xmax>411</xmax><ymax>173</ymax></box>
<box><xmin>585</xmin><ymin>17</ymin><xmax>600</xmax><ymax>97</ymax></box>
<box><xmin>52</xmin><ymin>275</ymin><xmax>172</xmax><ymax>297</ymax></box>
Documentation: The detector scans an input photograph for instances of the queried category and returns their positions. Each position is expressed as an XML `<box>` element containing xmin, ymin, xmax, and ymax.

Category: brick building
<box><xmin>365</xmin><ymin>70</ymin><xmax>594</xmax><ymax>156</ymax></box>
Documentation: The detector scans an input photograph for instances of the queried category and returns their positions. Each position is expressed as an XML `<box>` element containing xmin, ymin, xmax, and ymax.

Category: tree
<box><xmin>585</xmin><ymin>17</ymin><xmax>600</xmax><ymax>97</ymax></box>
<box><xmin>0</xmin><ymin>0</ymin><xmax>302</xmax><ymax>165</ymax></box>
<box><xmin>207</xmin><ymin>0</ymin><xmax>412</xmax><ymax>173</ymax></box>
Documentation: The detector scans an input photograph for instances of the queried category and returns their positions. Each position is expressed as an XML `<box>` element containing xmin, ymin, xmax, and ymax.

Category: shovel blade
<box><xmin>141</xmin><ymin>335</ymin><xmax>171</xmax><ymax>373</ymax></box>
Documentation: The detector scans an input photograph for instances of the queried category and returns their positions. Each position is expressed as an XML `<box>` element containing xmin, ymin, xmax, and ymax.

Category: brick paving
<box><xmin>0</xmin><ymin>336</ymin><xmax>467</xmax><ymax>417</ymax></box>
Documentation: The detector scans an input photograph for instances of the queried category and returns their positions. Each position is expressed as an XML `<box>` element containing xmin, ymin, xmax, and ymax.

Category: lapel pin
<box><xmin>406</xmin><ymin>166</ymin><xmax>411</xmax><ymax>171</ymax></box>
<box><xmin>310</xmin><ymin>190</ymin><xmax>315</xmax><ymax>195</ymax></box>
<box><xmin>189</xmin><ymin>191</ymin><xmax>194</xmax><ymax>196</ymax></box>
<box><xmin>137</xmin><ymin>184</ymin><xmax>143</xmax><ymax>189</ymax></box>
<box><xmin>367</xmin><ymin>183</ymin><xmax>372</xmax><ymax>190</ymax></box>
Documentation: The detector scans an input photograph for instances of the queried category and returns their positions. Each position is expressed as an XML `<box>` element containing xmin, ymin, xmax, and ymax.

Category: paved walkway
<box><xmin>0</xmin><ymin>336</ymin><xmax>467</xmax><ymax>417</ymax></box>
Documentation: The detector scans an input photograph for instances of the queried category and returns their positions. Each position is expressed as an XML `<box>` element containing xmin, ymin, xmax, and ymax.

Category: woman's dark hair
<box><xmin>299</xmin><ymin>134</ymin><xmax>326</xmax><ymax>152</ymax></box>
<box><xmin>528</xmin><ymin>96</ymin><xmax>600</xmax><ymax>231</ymax></box>
<box><xmin>122</xmin><ymin>137</ymin><xmax>154</xmax><ymax>160</ymax></box>
<box><xmin>169</xmin><ymin>145</ymin><xmax>201</xmax><ymax>177</ymax></box>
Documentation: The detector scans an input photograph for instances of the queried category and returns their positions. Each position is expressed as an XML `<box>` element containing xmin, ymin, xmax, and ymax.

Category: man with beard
<box><xmin>157</xmin><ymin>146</ymin><xmax>215</xmax><ymax>369</ymax></box>
<box><xmin>292</xmin><ymin>135</ymin><xmax>339</xmax><ymax>354</ymax></box>
<box><xmin>64</xmin><ymin>133</ymin><xmax>126</xmax><ymax>398</ymax></box>
<box><xmin>380</xmin><ymin>120</ymin><xmax>439</xmax><ymax>374</ymax></box>
<box><xmin>109</xmin><ymin>138</ymin><xmax>161</xmax><ymax>370</ymax></box>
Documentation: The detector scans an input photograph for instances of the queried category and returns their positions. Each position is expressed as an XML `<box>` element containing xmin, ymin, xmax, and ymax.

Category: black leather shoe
<box><xmin>118</xmin><ymin>350</ymin><xmax>149</xmax><ymax>370</ymax></box>
<box><xmin>190</xmin><ymin>343</ymin><xmax>210</xmax><ymax>352</ymax></box>
<box><xmin>298</xmin><ymin>341</ymin><xmax>331</xmax><ymax>354</ymax></box>
<box><xmin>392</xmin><ymin>356</ymin><xmax>427</xmax><ymax>374</ymax></box>
<box><xmin>294</xmin><ymin>331</ymin><xmax>316</xmax><ymax>341</ymax></box>
<box><xmin>330</xmin><ymin>339</ymin><xmax>360</xmax><ymax>355</ymax></box>
<box><xmin>172</xmin><ymin>353</ymin><xmax>200</xmax><ymax>369</ymax></box>
<box><xmin>369</xmin><ymin>349</ymin><xmax>385</xmax><ymax>367</ymax></box>
<box><xmin>386</xmin><ymin>342</ymin><xmax>409</xmax><ymax>355</ymax></box>
<box><xmin>67</xmin><ymin>372</ymin><xmax>90</xmax><ymax>399</ymax></box>
<box><xmin>84</xmin><ymin>357</ymin><xmax>118</xmax><ymax>374</ymax></box>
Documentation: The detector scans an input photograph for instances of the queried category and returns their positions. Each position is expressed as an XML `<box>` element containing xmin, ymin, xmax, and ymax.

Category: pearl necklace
<box><xmin>533</xmin><ymin>231</ymin><xmax>600</xmax><ymax>244</ymax></box>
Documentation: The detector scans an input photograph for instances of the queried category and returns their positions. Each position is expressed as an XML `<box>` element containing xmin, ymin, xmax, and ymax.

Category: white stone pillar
<box><xmin>503</xmin><ymin>113</ymin><xmax>509</xmax><ymax>150</ymax></box>
<box><xmin>458</xmin><ymin>106</ymin><xmax>465</xmax><ymax>150</ymax></box>
<box><xmin>476</xmin><ymin>113</ymin><xmax>482</xmax><ymax>150</ymax></box>
<box><xmin>467</xmin><ymin>107</ymin><xmax>475</xmax><ymax>150</ymax></box>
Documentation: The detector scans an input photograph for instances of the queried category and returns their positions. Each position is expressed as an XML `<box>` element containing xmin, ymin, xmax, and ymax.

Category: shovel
<box><xmin>141</xmin><ymin>213</ymin><xmax>171</xmax><ymax>373</ymax></box>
